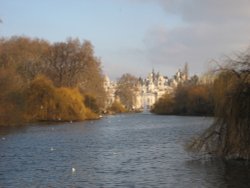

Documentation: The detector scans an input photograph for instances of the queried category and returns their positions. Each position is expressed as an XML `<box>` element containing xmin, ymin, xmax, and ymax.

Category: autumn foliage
<box><xmin>0</xmin><ymin>36</ymin><xmax>106</xmax><ymax>126</ymax></box>
<box><xmin>24</xmin><ymin>75</ymin><xmax>97</xmax><ymax>122</ymax></box>
<box><xmin>107</xmin><ymin>100</ymin><xmax>126</xmax><ymax>114</ymax></box>
<box><xmin>0</xmin><ymin>68</ymin><xmax>26</xmax><ymax>125</ymax></box>
<box><xmin>151</xmin><ymin>83</ymin><xmax>214</xmax><ymax>116</ymax></box>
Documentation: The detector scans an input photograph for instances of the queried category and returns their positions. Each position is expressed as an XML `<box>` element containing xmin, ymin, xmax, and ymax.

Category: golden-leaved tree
<box><xmin>25</xmin><ymin>75</ymin><xmax>97</xmax><ymax>122</ymax></box>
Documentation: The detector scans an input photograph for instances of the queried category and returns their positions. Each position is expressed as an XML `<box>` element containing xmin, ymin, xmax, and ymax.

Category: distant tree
<box><xmin>107</xmin><ymin>100</ymin><xmax>126</xmax><ymax>114</ymax></box>
<box><xmin>116</xmin><ymin>73</ymin><xmax>139</xmax><ymax>110</ymax></box>
<box><xmin>151</xmin><ymin>79</ymin><xmax>214</xmax><ymax>116</ymax></box>
<box><xmin>151</xmin><ymin>93</ymin><xmax>175</xmax><ymax>114</ymax></box>
<box><xmin>188</xmin><ymin>75</ymin><xmax>199</xmax><ymax>85</ymax></box>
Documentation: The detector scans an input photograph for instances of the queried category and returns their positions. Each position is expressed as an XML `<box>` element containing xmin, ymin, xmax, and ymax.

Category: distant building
<box><xmin>103</xmin><ymin>76</ymin><xmax>116</xmax><ymax>107</ymax></box>
<box><xmin>104</xmin><ymin>65</ymin><xmax>189</xmax><ymax>110</ymax></box>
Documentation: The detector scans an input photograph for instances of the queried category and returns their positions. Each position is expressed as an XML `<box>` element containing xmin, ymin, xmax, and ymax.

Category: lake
<box><xmin>0</xmin><ymin>113</ymin><xmax>249</xmax><ymax>187</ymax></box>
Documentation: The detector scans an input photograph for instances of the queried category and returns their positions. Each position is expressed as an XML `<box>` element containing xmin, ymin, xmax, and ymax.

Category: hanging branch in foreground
<box><xmin>186</xmin><ymin>50</ymin><xmax>250</xmax><ymax>160</ymax></box>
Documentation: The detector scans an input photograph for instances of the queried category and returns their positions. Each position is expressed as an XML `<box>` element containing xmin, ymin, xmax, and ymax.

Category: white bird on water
<box><xmin>72</xmin><ymin>168</ymin><xmax>76</xmax><ymax>173</ymax></box>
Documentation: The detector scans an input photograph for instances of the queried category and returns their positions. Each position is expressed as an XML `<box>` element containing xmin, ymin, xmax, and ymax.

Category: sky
<box><xmin>1</xmin><ymin>0</ymin><xmax>250</xmax><ymax>80</ymax></box>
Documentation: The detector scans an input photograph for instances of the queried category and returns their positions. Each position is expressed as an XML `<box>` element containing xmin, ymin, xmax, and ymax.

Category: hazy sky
<box><xmin>1</xmin><ymin>0</ymin><xmax>250</xmax><ymax>79</ymax></box>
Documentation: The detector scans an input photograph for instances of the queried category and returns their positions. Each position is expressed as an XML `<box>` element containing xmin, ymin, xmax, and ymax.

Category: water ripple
<box><xmin>0</xmin><ymin>114</ymin><xmax>249</xmax><ymax>187</ymax></box>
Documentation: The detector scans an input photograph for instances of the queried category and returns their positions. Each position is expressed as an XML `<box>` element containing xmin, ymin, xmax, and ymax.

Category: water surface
<box><xmin>0</xmin><ymin>114</ymin><xmax>249</xmax><ymax>187</ymax></box>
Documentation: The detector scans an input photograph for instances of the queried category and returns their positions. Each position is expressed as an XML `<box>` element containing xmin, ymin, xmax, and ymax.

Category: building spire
<box><xmin>183</xmin><ymin>62</ymin><xmax>189</xmax><ymax>80</ymax></box>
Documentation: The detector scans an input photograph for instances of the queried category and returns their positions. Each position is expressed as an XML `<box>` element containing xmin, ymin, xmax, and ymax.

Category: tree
<box><xmin>25</xmin><ymin>75</ymin><xmax>57</xmax><ymax>121</ymax></box>
<box><xmin>187</xmin><ymin>51</ymin><xmax>250</xmax><ymax>160</ymax></box>
<box><xmin>0</xmin><ymin>68</ymin><xmax>26</xmax><ymax>125</ymax></box>
<box><xmin>78</xmin><ymin>41</ymin><xmax>107</xmax><ymax>111</ymax></box>
<box><xmin>115</xmin><ymin>73</ymin><xmax>139</xmax><ymax>110</ymax></box>
<box><xmin>151</xmin><ymin>79</ymin><xmax>214</xmax><ymax>116</ymax></box>
<box><xmin>0</xmin><ymin>36</ymin><xmax>106</xmax><ymax>125</ymax></box>
<box><xmin>174</xmin><ymin>84</ymin><xmax>189</xmax><ymax>114</ymax></box>
<box><xmin>151</xmin><ymin>93</ymin><xmax>175</xmax><ymax>114</ymax></box>
<box><xmin>25</xmin><ymin>75</ymin><xmax>97</xmax><ymax>121</ymax></box>
<box><xmin>107</xmin><ymin>100</ymin><xmax>126</xmax><ymax>114</ymax></box>
<box><xmin>188</xmin><ymin>75</ymin><xmax>199</xmax><ymax>85</ymax></box>
<box><xmin>187</xmin><ymin>85</ymin><xmax>213</xmax><ymax>115</ymax></box>
<box><xmin>44</xmin><ymin>39</ymin><xmax>107</xmax><ymax>111</ymax></box>
<box><xmin>0</xmin><ymin>36</ymin><xmax>50</xmax><ymax>82</ymax></box>
<box><xmin>44</xmin><ymin>38</ymin><xmax>84</xmax><ymax>87</ymax></box>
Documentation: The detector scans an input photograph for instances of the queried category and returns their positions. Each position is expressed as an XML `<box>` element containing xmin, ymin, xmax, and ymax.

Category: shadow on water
<box><xmin>0</xmin><ymin>126</ymin><xmax>28</xmax><ymax>137</ymax></box>
<box><xmin>185</xmin><ymin>159</ymin><xmax>250</xmax><ymax>188</ymax></box>
<box><xmin>223</xmin><ymin>160</ymin><xmax>250</xmax><ymax>188</ymax></box>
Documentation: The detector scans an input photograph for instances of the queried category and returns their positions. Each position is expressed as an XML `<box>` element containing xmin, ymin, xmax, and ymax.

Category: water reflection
<box><xmin>185</xmin><ymin>159</ymin><xmax>250</xmax><ymax>188</ymax></box>
<box><xmin>223</xmin><ymin>160</ymin><xmax>250</xmax><ymax>188</ymax></box>
<box><xmin>0</xmin><ymin>125</ymin><xmax>28</xmax><ymax>137</ymax></box>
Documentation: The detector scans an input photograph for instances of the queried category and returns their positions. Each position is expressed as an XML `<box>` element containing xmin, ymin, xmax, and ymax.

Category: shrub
<box><xmin>25</xmin><ymin>75</ymin><xmax>98</xmax><ymax>122</ymax></box>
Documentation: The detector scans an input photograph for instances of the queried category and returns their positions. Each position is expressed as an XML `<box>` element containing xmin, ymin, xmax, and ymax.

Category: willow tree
<box><xmin>187</xmin><ymin>51</ymin><xmax>250</xmax><ymax>160</ymax></box>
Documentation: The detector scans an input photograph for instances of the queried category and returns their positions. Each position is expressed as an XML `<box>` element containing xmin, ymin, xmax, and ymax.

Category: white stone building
<box><xmin>104</xmin><ymin>66</ymin><xmax>189</xmax><ymax>111</ymax></box>
<box><xmin>103</xmin><ymin>76</ymin><xmax>116</xmax><ymax>108</ymax></box>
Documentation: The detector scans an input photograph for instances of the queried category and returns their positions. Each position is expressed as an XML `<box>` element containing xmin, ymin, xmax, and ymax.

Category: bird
<box><xmin>72</xmin><ymin>167</ymin><xmax>76</xmax><ymax>173</ymax></box>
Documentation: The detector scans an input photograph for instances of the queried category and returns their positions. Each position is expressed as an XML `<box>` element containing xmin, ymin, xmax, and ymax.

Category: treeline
<box><xmin>151</xmin><ymin>77</ymin><xmax>214</xmax><ymax>116</ymax></box>
<box><xmin>0</xmin><ymin>36</ymin><xmax>107</xmax><ymax>126</ymax></box>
